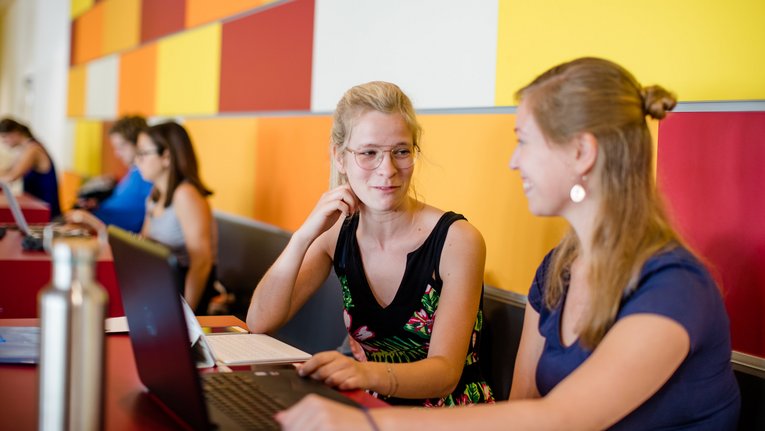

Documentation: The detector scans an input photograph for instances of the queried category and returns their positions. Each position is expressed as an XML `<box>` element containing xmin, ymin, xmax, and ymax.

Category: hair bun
<box><xmin>640</xmin><ymin>85</ymin><xmax>677</xmax><ymax>120</ymax></box>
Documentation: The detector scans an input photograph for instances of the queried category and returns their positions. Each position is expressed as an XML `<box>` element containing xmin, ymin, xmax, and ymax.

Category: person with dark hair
<box><xmin>77</xmin><ymin>115</ymin><xmax>153</xmax><ymax>233</ymax></box>
<box><xmin>0</xmin><ymin>118</ymin><xmax>60</xmax><ymax>219</ymax></box>
<box><xmin>276</xmin><ymin>58</ymin><xmax>740</xmax><ymax>430</ymax></box>
<box><xmin>136</xmin><ymin>121</ymin><xmax>218</xmax><ymax>314</ymax></box>
<box><xmin>247</xmin><ymin>81</ymin><xmax>494</xmax><ymax>407</ymax></box>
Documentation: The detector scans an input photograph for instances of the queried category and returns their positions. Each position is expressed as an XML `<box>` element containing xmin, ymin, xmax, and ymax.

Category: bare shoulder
<box><xmin>316</xmin><ymin>215</ymin><xmax>347</xmax><ymax>258</ymax></box>
<box><xmin>173</xmin><ymin>182</ymin><xmax>207</xmax><ymax>206</ymax></box>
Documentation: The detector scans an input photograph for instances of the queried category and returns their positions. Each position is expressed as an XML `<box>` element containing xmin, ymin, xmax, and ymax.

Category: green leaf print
<box><xmin>340</xmin><ymin>276</ymin><xmax>353</xmax><ymax>310</ymax></box>
<box><xmin>421</xmin><ymin>285</ymin><xmax>439</xmax><ymax>315</ymax></box>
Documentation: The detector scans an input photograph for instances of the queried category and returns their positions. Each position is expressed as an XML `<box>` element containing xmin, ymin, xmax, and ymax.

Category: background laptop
<box><xmin>1</xmin><ymin>180</ymin><xmax>41</xmax><ymax>236</ymax></box>
<box><xmin>107</xmin><ymin>225</ymin><xmax>360</xmax><ymax>431</ymax></box>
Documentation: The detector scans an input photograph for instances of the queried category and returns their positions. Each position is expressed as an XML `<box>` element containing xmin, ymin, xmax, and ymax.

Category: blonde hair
<box><xmin>517</xmin><ymin>57</ymin><xmax>680</xmax><ymax>348</ymax></box>
<box><xmin>329</xmin><ymin>81</ymin><xmax>422</xmax><ymax>187</ymax></box>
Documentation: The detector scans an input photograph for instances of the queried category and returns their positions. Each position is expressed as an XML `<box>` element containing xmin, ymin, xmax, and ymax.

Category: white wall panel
<box><xmin>311</xmin><ymin>0</ymin><xmax>498</xmax><ymax>111</ymax></box>
<box><xmin>85</xmin><ymin>55</ymin><xmax>119</xmax><ymax>119</ymax></box>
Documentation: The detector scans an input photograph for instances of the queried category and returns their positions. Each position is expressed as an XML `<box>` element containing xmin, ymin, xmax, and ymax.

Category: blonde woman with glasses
<box><xmin>247</xmin><ymin>81</ymin><xmax>494</xmax><ymax>407</ymax></box>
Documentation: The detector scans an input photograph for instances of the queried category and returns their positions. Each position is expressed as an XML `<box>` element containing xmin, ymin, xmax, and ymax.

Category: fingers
<box><xmin>297</xmin><ymin>351</ymin><xmax>365</xmax><ymax>390</ymax></box>
<box><xmin>275</xmin><ymin>395</ymin><xmax>368</xmax><ymax>431</ymax></box>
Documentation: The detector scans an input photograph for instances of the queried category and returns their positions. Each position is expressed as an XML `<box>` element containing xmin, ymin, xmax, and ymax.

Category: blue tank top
<box><xmin>23</xmin><ymin>148</ymin><xmax>60</xmax><ymax>219</ymax></box>
<box><xmin>529</xmin><ymin>247</ymin><xmax>740</xmax><ymax>430</ymax></box>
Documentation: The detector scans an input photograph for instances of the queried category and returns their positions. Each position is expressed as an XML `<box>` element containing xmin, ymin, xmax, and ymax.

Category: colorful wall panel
<box><xmin>71</xmin><ymin>2</ymin><xmax>105</xmax><ymax>65</ymax></box>
<box><xmin>658</xmin><ymin>112</ymin><xmax>765</xmax><ymax>358</ymax></box>
<box><xmin>185</xmin><ymin>0</ymin><xmax>273</xmax><ymax>28</ymax></box>
<box><xmin>66</xmin><ymin>65</ymin><xmax>87</xmax><ymax>117</ymax></box>
<box><xmin>496</xmin><ymin>0</ymin><xmax>765</xmax><ymax>105</ymax></box>
<box><xmin>102</xmin><ymin>0</ymin><xmax>141</xmax><ymax>56</ymax></box>
<box><xmin>117</xmin><ymin>43</ymin><xmax>157</xmax><ymax>116</ymax></box>
<box><xmin>311</xmin><ymin>0</ymin><xmax>499</xmax><ymax>111</ymax></box>
<box><xmin>185</xmin><ymin>117</ymin><xmax>260</xmax><ymax>217</ymax></box>
<box><xmin>85</xmin><ymin>55</ymin><xmax>119</xmax><ymax>118</ymax></box>
<box><xmin>417</xmin><ymin>114</ymin><xmax>568</xmax><ymax>292</ymax></box>
<box><xmin>72</xmin><ymin>120</ymin><xmax>103</xmax><ymax>177</ymax></box>
<box><xmin>252</xmin><ymin>116</ymin><xmax>334</xmax><ymax>230</ymax></box>
<box><xmin>219</xmin><ymin>0</ymin><xmax>314</xmax><ymax>112</ymax></box>
<box><xmin>155</xmin><ymin>24</ymin><xmax>221</xmax><ymax>116</ymax></box>
<box><xmin>140</xmin><ymin>0</ymin><xmax>186</xmax><ymax>44</ymax></box>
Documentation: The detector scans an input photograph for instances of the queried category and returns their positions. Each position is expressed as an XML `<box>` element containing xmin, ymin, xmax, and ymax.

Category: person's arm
<box><xmin>247</xmin><ymin>184</ymin><xmax>359</xmax><ymax>333</ymax></box>
<box><xmin>173</xmin><ymin>183</ymin><xmax>214</xmax><ymax>311</ymax></box>
<box><xmin>0</xmin><ymin>144</ymin><xmax>41</xmax><ymax>182</ymax></box>
<box><xmin>298</xmin><ymin>220</ymin><xmax>487</xmax><ymax>399</ymax></box>
<box><xmin>278</xmin><ymin>313</ymin><xmax>690</xmax><ymax>431</ymax></box>
<box><xmin>508</xmin><ymin>302</ymin><xmax>543</xmax><ymax>400</ymax></box>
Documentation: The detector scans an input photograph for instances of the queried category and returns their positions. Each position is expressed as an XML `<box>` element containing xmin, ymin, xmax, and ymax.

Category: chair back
<box><xmin>479</xmin><ymin>286</ymin><xmax>526</xmax><ymax>401</ymax></box>
<box><xmin>214</xmin><ymin>211</ymin><xmax>347</xmax><ymax>354</ymax></box>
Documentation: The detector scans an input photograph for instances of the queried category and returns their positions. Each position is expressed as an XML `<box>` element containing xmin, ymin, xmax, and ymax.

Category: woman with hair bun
<box><xmin>276</xmin><ymin>58</ymin><xmax>741</xmax><ymax>430</ymax></box>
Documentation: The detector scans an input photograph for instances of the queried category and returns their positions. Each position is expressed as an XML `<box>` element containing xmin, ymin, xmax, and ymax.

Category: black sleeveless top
<box><xmin>334</xmin><ymin>211</ymin><xmax>494</xmax><ymax>406</ymax></box>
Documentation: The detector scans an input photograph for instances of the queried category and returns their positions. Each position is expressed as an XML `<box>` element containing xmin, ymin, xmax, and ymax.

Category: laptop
<box><xmin>1</xmin><ymin>180</ymin><xmax>40</xmax><ymax>233</ymax></box>
<box><xmin>107</xmin><ymin>225</ymin><xmax>360</xmax><ymax>431</ymax></box>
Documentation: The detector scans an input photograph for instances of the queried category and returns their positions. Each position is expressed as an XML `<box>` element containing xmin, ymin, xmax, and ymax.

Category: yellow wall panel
<box><xmin>253</xmin><ymin>116</ymin><xmax>334</xmax><ymax>231</ymax></box>
<box><xmin>185</xmin><ymin>118</ymin><xmax>259</xmax><ymax>218</ymax></box>
<box><xmin>118</xmin><ymin>43</ymin><xmax>157</xmax><ymax>116</ymax></box>
<box><xmin>73</xmin><ymin>120</ymin><xmax>103</xmax><ymax>177</ymax></box>
<box><xmin>103</xmin><ymin>0</ymin><xmax>141</xmax><ymax>55</ymax></box>
<box><xmin>496</xmin><ymin>0</ymin><xmax>765</xmax><ymax>104</ymax></box>
<box><xmin>72</xmin><ymin>2</ymin><xmax>104</xmax><ymax>65</ymax></box>
<box><xmin>418</xmin><ymin>114</ymin><xmax>568</xmax><ymax>294</ymax></box>
<box><xmin>155</xmin><ymin>24</ymin><xmax>221</xmax><ymax>116</ymax></box>
<box><xmin>67</xmin><ymin>65</ymin><xmax>87</xmax><ymax>117</ymax></box>
<box><xmin>71</xmin><ymin>0</ymin><xmax>94</xmax><ymax>19</ymax></box>
<box><xmin>185</xmin><ymin>0</ymin><xmax>273</xmax><ymax>28</ymax></box>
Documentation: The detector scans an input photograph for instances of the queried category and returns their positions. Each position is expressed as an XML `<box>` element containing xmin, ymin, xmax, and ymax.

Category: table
<box><xmin>0</xmin><ymin>230</ymin><xmax>122</xmax><ymax>318</ymax></box>
<box><xmin>0</xmin><ymin>316</ymin><xmax>386</xmax><ymax>430</ymax></box>
<box><xmin>0</xmin><ymin>192</ymin><xmax>50</xmax><ymax>224</ymax></box>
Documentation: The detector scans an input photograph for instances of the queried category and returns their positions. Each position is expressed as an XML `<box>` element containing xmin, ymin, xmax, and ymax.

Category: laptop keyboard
<box><xmin>203</xmin><ymin>372</ymin><xmax>287</xmax><ymax>431</ymax></box>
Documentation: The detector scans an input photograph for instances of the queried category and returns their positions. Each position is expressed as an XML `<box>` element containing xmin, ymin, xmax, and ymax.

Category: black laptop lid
<box><xmin>108</xmin><ymin>225</ymin><xmax>211</xmax><ymax>430</ymax></box>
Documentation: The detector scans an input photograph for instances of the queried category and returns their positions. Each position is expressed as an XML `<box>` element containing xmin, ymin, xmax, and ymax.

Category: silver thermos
<box><xmin>38</xmin><ymin>235</ymin><xmax>108</xmax><ymax>431</ymax></box>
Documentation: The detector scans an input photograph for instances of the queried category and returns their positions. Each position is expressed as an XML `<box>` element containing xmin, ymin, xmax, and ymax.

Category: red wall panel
<box><xmin>219</xmin><ymin>0</ymin><xmax>314</xmax><ymax>112</ymax></box>
<box><xmin>657</xmin><ymin>112</ymin><xmax>765</xmax><ymax>358</ymax></box>
<box><xmin>141</xmin><ymin>0</ymin><xmax>186</xmax><ymax>44</ymax></box>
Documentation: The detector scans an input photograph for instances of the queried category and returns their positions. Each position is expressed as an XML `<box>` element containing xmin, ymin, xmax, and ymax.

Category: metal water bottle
<box><xmin>38</xmin><ymin>235</ymin><xmax>107</xmax><ymax>431</ymax></box>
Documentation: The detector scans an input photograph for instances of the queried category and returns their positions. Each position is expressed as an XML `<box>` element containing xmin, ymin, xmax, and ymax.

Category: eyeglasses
<box><xmin>345</xmin><ymin>147</ymin><xmax>418</xmax><ymax>170</ymax></box>
<box><xmin>135</xmin><ymin>149</ymin><xmax>159</xmax><ymax>159</ymax></box>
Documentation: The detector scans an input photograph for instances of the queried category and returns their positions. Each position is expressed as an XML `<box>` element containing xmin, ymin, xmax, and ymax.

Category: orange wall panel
<box><xmin>253</xmin><ymin>116</ymin><xmax>333</xmax><ymax>231</ymax></box>
<box><xmin>72</xmin><ymin>2</ymin><xmax>105</xmax><ymax>65</ymax></box>
<box><xmin>67</xmin><ymin>65</ymin><xmax>87</xmax><ymax>117</ymax></box>
<box><xmin>117</xmin><ymin>44</ymin><xmax>157</xmax><ymax>117</ymax></box>
<box><xmin>185</xmin><ymin>0</ymin><xmax>271</xmax><ymax>28</ymax></box>
<box><xmin>103</xmin><ymin>0</ymin><xmax>141</xmax><ymax>55</ymax></box>
<box><xmin>418</xmin><ymin>114</ymin><xmax>568</xmax><ymax>293</ymax></box>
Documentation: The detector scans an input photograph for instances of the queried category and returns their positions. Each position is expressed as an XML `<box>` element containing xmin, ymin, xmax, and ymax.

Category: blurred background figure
<box><xmin>136</xmin><ymin>121</ymin><xmax>219</xmax><ymax>314</ymax></box>
<box><xmin>75</xmin><ymin>115</ymin><xmax>153</xmax><ymax>233</ymax></box>
<box><xmin>0</xmin><ymin>118</ymin><xmax>60</xmax><ymax>219</ymax></box>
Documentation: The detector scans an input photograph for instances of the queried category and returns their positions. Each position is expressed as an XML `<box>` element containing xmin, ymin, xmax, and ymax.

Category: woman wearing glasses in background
<box><xmin>247</xmin><ymin>81</ymin><xmax>494</xmax><ymax>406</ymax></box>
<box><xmin>135</xmin><ymin>121</ymin><xmax>218</xmax><ymax>315</ymax></box>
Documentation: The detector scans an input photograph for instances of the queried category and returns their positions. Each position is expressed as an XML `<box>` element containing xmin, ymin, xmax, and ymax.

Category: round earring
<box><xmin>570</xmin><ymin>184</ymin><xmax>585</xmax><ymax>203</ymax></box>
<box><xmin>570</xmin><ymin>176</ymin><xmax>587</xmax><ymax>203</ymax></box>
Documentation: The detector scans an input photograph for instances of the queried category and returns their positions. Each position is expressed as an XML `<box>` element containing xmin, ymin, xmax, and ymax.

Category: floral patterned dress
<box><xmin>334</xmin><ymin>211</ymin><xmax>494</xmax><ymax>407</ymax></box>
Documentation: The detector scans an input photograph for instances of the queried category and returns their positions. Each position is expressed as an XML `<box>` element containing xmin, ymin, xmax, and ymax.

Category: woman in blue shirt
<box><xmin>80</xmin><ymin>115</ymin><xmax>153</xmax><ymax>233</ymax></box>
<box><xmin>0</xmin><ymin>118</ymin><xmax>60</xmax><ymax>219</ymax></box>
<box><xmin>276</xmin><ymin>57</ymin><xmax>741</xmax><ymax>430</ymax></box>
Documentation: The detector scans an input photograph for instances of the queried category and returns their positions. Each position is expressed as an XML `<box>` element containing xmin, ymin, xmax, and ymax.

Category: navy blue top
<box><xmin>23</xmin><ymin>148</ymin><xmax>60</xmax><ymax>219</ymax></box>
<box><xmin>529</xmin><ymin>247</ymin><xmax>740</xmax><ymax>430</ymax></box>
<box><xmin>93</xmin><ymin>165</ymin><xmax>153</xmax><ymax>233</ymax></box>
